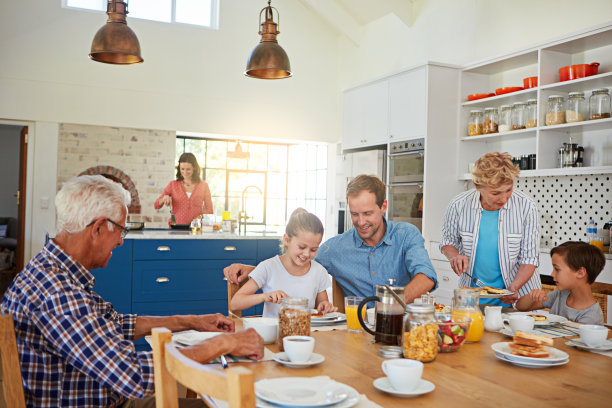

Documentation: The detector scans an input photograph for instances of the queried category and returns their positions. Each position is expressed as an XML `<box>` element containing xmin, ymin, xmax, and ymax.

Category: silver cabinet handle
<box><xmin>224</xmin><ymin>246</ymin><xmax>237</xmax><ymax>251</ymax></box>
<box><xmin>156</xmin><ymin>277</ymin><xmax>170</xmax><ymax>283</ymax></box>
<box><xmin>157</xmin><ymin>246</ymin><xmax>170</xmax><ymax>251</ymax></box>
<box><xmin>443</xmin><ymin>276</ymin><xmax>450</xmax><ymax>281</ymax></box>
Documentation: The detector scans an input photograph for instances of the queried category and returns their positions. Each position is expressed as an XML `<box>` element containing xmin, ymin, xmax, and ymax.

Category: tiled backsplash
<box><xmin>58</xmin><ymin>123</ymin><xmax>176</xmax><ymax>228</ymax></box>
<box><xmin>516</xmin><ymin>174</ymin><xmax>612</xmax><ymax>247</ymax></box>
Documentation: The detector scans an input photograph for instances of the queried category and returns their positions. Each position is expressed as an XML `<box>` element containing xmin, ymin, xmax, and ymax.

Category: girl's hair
<box><xmin>550</xmin><ymin>241</ymin><xmax>606</xmax><ymax>284</ymax></box>
<box><xmin>280</xmin><ymin>208</ymin><xmax>324</xmax><ymax>252</ymax></box>
<box><xmin>176</xmin><ymin>152</ymin><xmax>202</xmax><ymax>183</ymax></box>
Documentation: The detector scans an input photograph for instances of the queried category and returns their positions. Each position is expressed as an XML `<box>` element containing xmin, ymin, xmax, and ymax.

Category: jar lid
<box><xmin>484</xmin><ymin>107</ymin><xmax>497</xmax><ymax>111</ymax></box>
<box><xmin>406</xmin><ymin>303</ymin><xmax>435</xmax><ymax>313</ymax></box>
<box><xmin>512</xmin><ymin>102</ymin><xmax>527</xmax><ymax>106</ymax></box>
<box><xmin>470</xmin><ymin>109</ymin><xmax>483</xmax><ymax>113</ymax></box>
<box><xmin>527</xmin><ymin>98</ymin><xmax>537</xmax><ymax>103</ymax></box>
<box><xmin>500</xmin><ymin>104</ymin><xmax>512</xmax><ymax>109</ymax></box>
<box><xmin>378</xmin><ymin>346</ymin><xmax>403</xmax><ymax>358</ymax></box>
<box><xmin>592</xmin><ymin>88</ymin><xmax>609</xmax><ymax>94</ymax></box>
<box><xmin>568</xmin><ymin>91</ymin><xmax>584</xmax><ymax>97</ymax></box>
<box><xmin>548</xmin><ymin>95</ymin><xmax>565</xmax><ymax>100</ymax></box>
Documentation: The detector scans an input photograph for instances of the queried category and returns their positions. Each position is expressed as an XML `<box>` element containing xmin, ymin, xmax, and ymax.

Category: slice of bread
<box><xmin>514</xmin><ymin>330</ymin><xmax>553</xmax><ymax>346</ymax></box>
<box><xmin>484</xmin><ymin>286</ymin><xmax>506</xmax><ymax>294</ymax></box>
<box><xmin>527</xmin><ymin>314</ymin><xmax>547</xmax><ymax>322</ymax></box>
<box><xmin>508</xmin><ymin>343</ymin><xmax>550</xmax><ymax>358</ymax></box>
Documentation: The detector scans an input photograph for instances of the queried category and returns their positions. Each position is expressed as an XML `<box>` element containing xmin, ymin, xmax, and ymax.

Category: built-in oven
<box><xmin>388</xmin><ymin>138</ymin><xmax>424</xmax><ymax>183</ymax></box>
<box><xmin>387</xmin><ymin>138</ymin><xmax>425</xmax><ymax>231</ymax></box>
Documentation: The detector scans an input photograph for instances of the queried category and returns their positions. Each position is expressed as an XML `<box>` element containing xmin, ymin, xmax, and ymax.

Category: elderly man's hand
<box><xmin>223</xmin><ymin>263</ymin><xmax>254</xmax><ymax>284</ymax></box>
<box><xmin>194</xmin><ymin>313</ymin><xmax>235</xmax><ymax>333</ymax></box>
<box><xmin>225</xmin><ymin>329</ymin><xmax>265</xmax><ymax>360</ymax></box>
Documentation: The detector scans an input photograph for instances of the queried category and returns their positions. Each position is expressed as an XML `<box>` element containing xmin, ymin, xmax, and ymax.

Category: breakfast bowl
<box><xmin>467</xmin><ymin>93</ymin><xmax>495</xmax><ymax>101</ymax></box>
<box><xmin>495</xmin><ymin>86</ymin><xmax>524</xmax><ymax>95</ymax></box>
<box><xmin>559</xmin><ymin>63</ymin><xmax>599</xmax><ymax>82</ymax></box>
<box><xmin>436</xmin><ymin>317</ymin><xmax>472</xmax><ymax>352</ymax></box>
<box><xmin>243</xmin><ymin>317</ymin><xmax>278</xmax><ymax>344</ymax></box>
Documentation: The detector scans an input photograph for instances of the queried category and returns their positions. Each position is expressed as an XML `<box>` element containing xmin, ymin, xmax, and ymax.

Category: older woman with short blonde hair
<box><xmin>440</xmin><ymin>152</ymin><xmax>540</xmax><ymax>307</ymax></box>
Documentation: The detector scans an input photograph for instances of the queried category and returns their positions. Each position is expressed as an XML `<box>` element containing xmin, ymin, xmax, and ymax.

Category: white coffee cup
<box><xmin>504</xmin><ymin>315</ymin><xmax>535</xmax><ymax>333</ymax></box>
<box><xmin>579</xmin><ymin>324</ymin><xmax>608</xmax><ymax>347</ymax></box>
<box><xmin>283</xmin><ymin>336</ymin><xmax>315</xmax><ymax>363</ymax></box>
<box><xmin>381</xmin><ymin>359</ymin><xmax>423</xmax><ymax>391</ymax></box>
<box><xmin>366</xmin><ymin>308</ymin><xmax>375</xmax><ymax>326</ymax></box>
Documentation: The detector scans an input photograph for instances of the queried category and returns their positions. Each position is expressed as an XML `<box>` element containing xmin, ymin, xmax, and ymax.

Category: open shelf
<box><xmin>539</xmin><ymin>117</ymin><xmax>612</xmax><ymax>132</ymax></box>
<box><xmin>461</xmin><ymin>128</ymin><xmax>536</xmax><ymax>141</ymax></box>
<box><xmin>459</xmin><ymin>166</ymin><xmax>612</xmax><ymax>180</ymax></box>
<box><xmin>462</xmin><ymin>88</ymin><xmax>536</xmax><ymax>106</ymax></box>
<box><xmin>540</xmin><ymin>72</ymin><xmax>612</xmax><ymax>93</ymax></box>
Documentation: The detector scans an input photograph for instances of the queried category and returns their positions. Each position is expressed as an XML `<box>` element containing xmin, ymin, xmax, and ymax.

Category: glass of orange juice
<box><xmin>344</xmin><ymin>296</ymin><xmax>365</xmax><ymax>332</ymax></box>
<box><xmin>451</xmin><ymin>288</ymin><xmax>484</xmax><ymax>342</ymax></box>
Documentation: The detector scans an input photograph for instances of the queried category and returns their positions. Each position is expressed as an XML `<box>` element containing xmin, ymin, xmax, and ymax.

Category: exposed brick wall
<box><xmin>57</xmin><ymin>123</ymin><xmax>176</xmax><ymax>228</ymax></box>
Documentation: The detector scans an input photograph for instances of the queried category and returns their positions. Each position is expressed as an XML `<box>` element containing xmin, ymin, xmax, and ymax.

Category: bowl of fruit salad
<box><xmin>437</xmin><ymin>317</ymin><xmax>471</xmax><ymax>353</ymax></box>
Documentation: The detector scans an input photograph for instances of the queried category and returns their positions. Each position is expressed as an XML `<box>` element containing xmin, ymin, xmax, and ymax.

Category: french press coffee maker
<box><xmin>357</xmin><ymin>280</ymin><xmax>405</xmax><ymax>345</ymax></box>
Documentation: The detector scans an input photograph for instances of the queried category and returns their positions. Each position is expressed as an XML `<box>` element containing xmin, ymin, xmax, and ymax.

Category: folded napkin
<box><xmin>311</xmin><ymin>323</ymin><xmax>348</xmax><ymax>332</ymax></box>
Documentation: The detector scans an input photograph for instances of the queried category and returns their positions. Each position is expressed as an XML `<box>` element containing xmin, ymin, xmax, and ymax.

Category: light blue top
<box><xmin>315</xmin><ymin>219</ymin><xmax>438</xmax><ymax>299</ymax></box>
<box><xmin>471</xmin><ymin>210</ymin><xmax>507</xmax><ymax>306</ymax></box>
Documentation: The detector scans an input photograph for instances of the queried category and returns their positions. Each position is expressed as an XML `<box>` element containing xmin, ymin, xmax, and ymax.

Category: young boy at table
<box><xmin>515</xmin><ymin>241</ymin><xmax>605</xmax><ymax>324</ymax></box>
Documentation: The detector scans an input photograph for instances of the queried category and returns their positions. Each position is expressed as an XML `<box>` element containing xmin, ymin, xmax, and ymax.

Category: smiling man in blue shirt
<box><xmin>225</xmin><ymin>175</ymin><xmax>437</xmax><ymax>304</ymax></box>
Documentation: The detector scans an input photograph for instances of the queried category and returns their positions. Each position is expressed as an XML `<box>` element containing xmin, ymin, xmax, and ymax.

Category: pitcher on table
<box><xmin>451</xmin><ymin>287</ymin><xmax>484</xmax><ymax>342</ymax></box>
<box><xmin>357</xmin><ymin>283</ymin><xmax>405</xmax><ymax>345</ymax></box>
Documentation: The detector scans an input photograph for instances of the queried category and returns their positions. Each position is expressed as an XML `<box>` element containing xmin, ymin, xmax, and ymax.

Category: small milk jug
<box><xmin>484</xmin><ymin>306</ymin><xmax>503</xmax><ymax>332</ymax></box>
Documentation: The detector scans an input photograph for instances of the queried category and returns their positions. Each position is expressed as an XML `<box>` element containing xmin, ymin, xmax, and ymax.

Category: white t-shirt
<box><xmin>249</xmin><ymin>255</ymin><xmax>331</xmax><ymax>317</ymax></box>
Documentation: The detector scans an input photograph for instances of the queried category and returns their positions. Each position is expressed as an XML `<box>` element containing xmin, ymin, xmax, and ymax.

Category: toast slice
<box><xmin>508</xmin><ymin>343</ymin><xmax>550</xmax><ymax>358</ymax></box>
<box><xmin>483</xmin><ymin>286</ymin><xmax>507</xmax><ymax>294</ymax></box>
<box><xmin>514</xmin><ymin>330</ymin><xmax>553</xmax><ymax>346</ymax></box>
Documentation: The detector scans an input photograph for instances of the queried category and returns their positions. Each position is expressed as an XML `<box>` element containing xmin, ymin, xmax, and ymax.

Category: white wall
<box><xmin>0</xmin><ymin>125</ymin><xmax>20</xmax><ymax>218</ymax></box>
<box><xmin>0</xmin><ymin>0</ymin><xmax>341</xmax><ymax>143</ymax></box>
<box><xmin>337</xmin><ymin>0</ymin><xmax>612</xmax><ymax>88</ymax></box>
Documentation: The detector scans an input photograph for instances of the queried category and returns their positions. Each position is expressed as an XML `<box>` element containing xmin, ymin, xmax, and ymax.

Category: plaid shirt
<box><xmin>1</xmin><ymin>240</ymin><xmax>155</xmax><ymax>407</ymax></box>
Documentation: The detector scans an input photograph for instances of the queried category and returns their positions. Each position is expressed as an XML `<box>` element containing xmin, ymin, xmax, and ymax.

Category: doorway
<box><xmin>0</xmin><ymin>124</ymin><xmax>27</xmax><ymax>289</ymax></box>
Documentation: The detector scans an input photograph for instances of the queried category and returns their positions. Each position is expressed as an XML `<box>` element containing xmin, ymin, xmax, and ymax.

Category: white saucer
<box><xmin>373</xmin><ymin>377</ymin><xmax>435</xmax><ymax>398</ymax></box>
<box><xmin>273</xmin><ymin>352</ymin><xmax>325</xmax><ymax>368</ymax></box>
<box><xmin>565</xmin><ymin>338</ymin><xmax>612</xmax><ymax>351</ymax></box>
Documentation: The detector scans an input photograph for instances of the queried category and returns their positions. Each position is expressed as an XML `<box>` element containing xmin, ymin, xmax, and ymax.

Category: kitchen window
<box><xmin>64</xmin><ymin>0</ymin><xmax>219</xmax><ymax>29</ymax></box>
<box><xmin>176</xmin><ymin>137</ymin><xmax>328</xmax><ymax>230</ymax></box>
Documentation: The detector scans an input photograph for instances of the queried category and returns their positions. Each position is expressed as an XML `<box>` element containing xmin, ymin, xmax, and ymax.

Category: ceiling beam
<box><xmin>299</xmin><ymin>0</ymin><xmax>362</xmax><ymax>46</ymax></box>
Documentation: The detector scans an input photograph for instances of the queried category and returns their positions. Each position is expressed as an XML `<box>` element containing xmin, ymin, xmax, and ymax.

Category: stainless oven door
<box><xmin>387</xmin><ymin>183</ymin><xmax>423</xmax><ymax>231</ymax></box>
<box><xmin>388</xmin><ymin>151</ymin><xmax>425</xmax><ymax>184</ymax></box>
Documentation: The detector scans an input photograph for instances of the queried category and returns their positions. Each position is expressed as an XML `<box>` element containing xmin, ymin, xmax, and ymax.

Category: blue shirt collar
<box><xmin>350</xmin><ymin>217</ymin><xmax>393</xmax><ymax>248</ymax></box>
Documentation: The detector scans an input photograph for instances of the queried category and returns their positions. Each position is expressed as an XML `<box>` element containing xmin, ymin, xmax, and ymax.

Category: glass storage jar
<box><xmin>590</xmin><ymin>88</ymin><xmax>611</xmax><ymax>120</ymax></box>
<box><xmin>499</xmin><ymin>105</ymin><xmax>512</xmax><ymax>132</ymax></box>
<box><xmin>451</xmin><ymin>288</ymin><xmax>484</xmax><ymax>343</ymax></box>
<box><xmin>566</xmin><ymin>92</ymin><xmax>587</xmax><ymax>123</ymax></box>
<box><xmin>525</xmin><ymin>99</ymin><xmax>537</xmax><ymax>128</ymax></box>
<box><xmin>546</xmin><ymin>95</ymin><xmax>566</xmax><ymax>125</ymax></box>
<box><xmin>511</xmin><ymin>102</ymin><xmax>527</xmax><ymax>130</ymax></box>
<box><xmin>402</xmin><ymin>303</ymin><xmax>438</xmax><ymax>362</ymax></box>
<box><xmin>483</xmin><ymin>107</ymin><xmax>499</xmax><ymax>134</ymax></box>
<box><xmin>468</xmin><ymin>110</ymin><xmax>484</xmax><ymax>136</ymax></box>
<box><xmin>278</xmin><ymin>297</ymin><xmax>310</xmax><ymax>350</ymax></box>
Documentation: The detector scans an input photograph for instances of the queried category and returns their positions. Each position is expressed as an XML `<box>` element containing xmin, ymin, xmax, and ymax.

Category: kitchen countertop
<box><xmin>125</xmin><ymin>229</ymin><xmax>282</xmax><ymax>240</ymax></box>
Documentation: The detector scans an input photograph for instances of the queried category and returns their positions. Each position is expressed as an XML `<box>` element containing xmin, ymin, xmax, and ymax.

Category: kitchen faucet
<box><xmin>239</xmin><ymin>185</ymin><xmax>263</xmax><ymax>234</ymax></box>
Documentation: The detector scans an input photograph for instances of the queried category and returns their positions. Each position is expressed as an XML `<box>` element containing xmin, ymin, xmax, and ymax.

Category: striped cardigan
<box><xmin>439</xmin><ymin>188</ymin><xmax>541</xmax><ymax>298</ymax></box>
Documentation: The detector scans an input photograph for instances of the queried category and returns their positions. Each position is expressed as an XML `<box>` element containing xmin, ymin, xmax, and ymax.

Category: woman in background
<box><xmin>155</xmin><ymin>152</ymin><xmax>213</xmax><ymax>225</ymax></box>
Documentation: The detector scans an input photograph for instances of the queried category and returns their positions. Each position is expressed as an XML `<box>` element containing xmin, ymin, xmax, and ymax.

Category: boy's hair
<box><xmin>346</xmin><ymin>175</ymin><xmax>386</xmax><ymax>208</ymax></box>
<box><xmin>550</xmin><ymin>241</ymin><xmax>606</xmax><ymax>284</ymax></box>
<box><xmin>280</xmin><ymin>208</ymin><xmax>324</xmax><ymax>252</ymax></box>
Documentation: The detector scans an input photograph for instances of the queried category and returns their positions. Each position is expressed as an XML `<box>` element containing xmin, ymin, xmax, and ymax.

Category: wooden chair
<box><xmin>332</xmin><ymin>278</ymin><xmax>345</xmax><ymax>313</ymax></box>
<box><xmin>152</xmin><ymin>327</ymin><xmax>256</xmax><ymax>408</ymax></box>
<box><xmin>0</xmin><ymin>314</ymin><xmax>26</xmax><ymax>408</ymax></box>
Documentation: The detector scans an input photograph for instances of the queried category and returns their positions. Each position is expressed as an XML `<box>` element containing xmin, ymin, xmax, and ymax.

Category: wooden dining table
<box><xmin>231</xmin><ymin>321</ymin><xmax>611</xmax><ymax>407</ymax></box>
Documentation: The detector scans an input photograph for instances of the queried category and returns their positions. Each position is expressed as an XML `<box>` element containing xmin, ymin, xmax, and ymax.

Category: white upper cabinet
<box><xmin>389</xmin><ymin>67</ymin><xmax>427</xmax><ymax>141</ymax></box>
<box><xmin>342</xmin><ymin>67</ymin><xmax>428</xmax><ymax>151</ymax></box>
<box><xmin>342</xmin><ymin>80</ymin><xmax>389</xmax><ymax>150</ymax></box>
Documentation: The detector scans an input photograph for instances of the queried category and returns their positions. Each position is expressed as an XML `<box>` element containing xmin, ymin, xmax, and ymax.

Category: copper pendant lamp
<box><xmin>89</xmin><ymin>0</ymin><xmax>143</xmax><ymax>65</ymax></box>
<box><xmin>245</xmin><ymin>0</ymin><xmax>292</xmax><ymax>79</ymax></box>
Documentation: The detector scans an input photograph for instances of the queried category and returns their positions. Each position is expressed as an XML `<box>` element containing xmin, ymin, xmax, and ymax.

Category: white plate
<box><xmin>311</xmin><ymin>313</ymin><xmax>347</xmax><ymax>326</ymax></box>
<box><xmin>172</xmin><ymin>330</ymin><xmax>222</xmax><ymax>346</ymax></box>
<box><xmin>480</xmin><ymin>289</ymin><xmax>514</xmax><ymax>298</ymax></box>
<box><xmin>491</xmin><ymin>342</ymin><xmax>569</xmax><ymax>363</ymax></box>
<box><xmin>373</xmin><ymin>377</ymin><xmax>435</xmax><ymax>398</ymax></box>
<box><xmin>503</xmin><ymin>311</ymin><xmax>568</xmax><ymax>326</ymax></box>
<box><xmin>565</xmin><ymin>338</ymin><xmax>612</xmax><ymax>351</ymax></box>
<box><xmin>311</xmin><ymin>312</ymin><xmax>341</xmax><ymax>321</ymax></box>
<box><xmin>273</xmin><ymin>352</ymin><xmax>325</xmax><ymax>368</ymax></box>
<box><xmin>493</xmin><ymin>351</ymin><xmax>569</xmax><ymax>368</ymax></box>
<box><xmin>255</xmin><ymin>378</ymin><xmax>358</xmax><ymax>408</ymax></box>
<box><xmin>498</xmin><ymin>328</ymin><xmax>540</xmax><ymax>338</ymax></box>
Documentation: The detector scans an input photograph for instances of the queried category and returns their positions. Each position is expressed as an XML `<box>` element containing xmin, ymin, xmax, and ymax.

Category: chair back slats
<box><xmin>0</xmin><ymin>314</ymin><xmax>26</xmax><ymax>408</ymax></box>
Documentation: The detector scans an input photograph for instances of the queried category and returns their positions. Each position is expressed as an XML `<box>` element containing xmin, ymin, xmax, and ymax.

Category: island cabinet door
<box><xmin>132</xmin><ymin>258</ymin><xmax>255</xmax><ymax>316</ymax></box>
<box><xmin>90</xmin><ymin>240</ymin><xmax>133</xmax><ymax>314</ymax></box>
<box><xmin>133</xmin><ymin>239</ymin><xmax>258</xmax><ymax>261</ymax></box>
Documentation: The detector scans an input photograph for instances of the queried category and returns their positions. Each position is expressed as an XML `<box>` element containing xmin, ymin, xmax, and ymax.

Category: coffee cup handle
<box><xmin>382</xmin><ymin>361</ymin><xmax>389</xmax><ymax>377</ymax></box>
<box><xmin>502</xmin><ymin>318</ymin><xmax>511</xmax><ymax>331</ymax></box>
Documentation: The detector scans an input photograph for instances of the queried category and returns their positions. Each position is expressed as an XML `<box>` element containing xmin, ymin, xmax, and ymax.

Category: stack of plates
<box><xmin>255</xmin><ymin>377</ymin><xmax>359</xmax><ymax>408</ymax></box>
<box><xmin>491</xmin><ymin>342</ymin><xmax>569</xmax><ymax>368</ymax></box>
<box><xmin>310</xmin><ymin>312</ymin><xmax>347</xmax><ymax>327</ymax></box>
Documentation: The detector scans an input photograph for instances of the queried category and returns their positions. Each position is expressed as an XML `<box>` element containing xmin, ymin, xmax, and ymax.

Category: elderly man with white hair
<box><xmin>1</xmin><ymin>175</ymin><xmax>263</xmax><ymax>408</ymax></box>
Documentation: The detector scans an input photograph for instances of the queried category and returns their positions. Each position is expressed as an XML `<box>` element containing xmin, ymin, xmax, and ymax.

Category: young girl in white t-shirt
<box><xmin>230</xmin><ymin>208</ymin><xmax>337</xmax><ymax>317</ymax></box>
